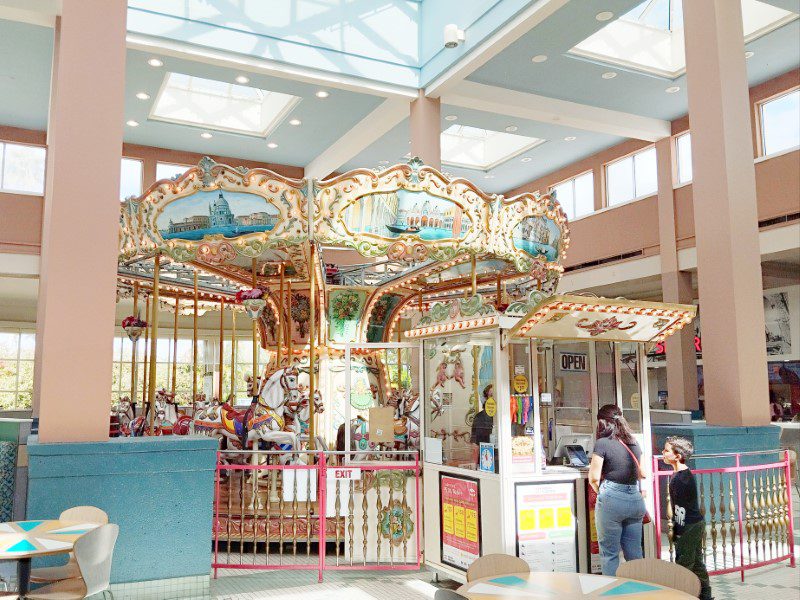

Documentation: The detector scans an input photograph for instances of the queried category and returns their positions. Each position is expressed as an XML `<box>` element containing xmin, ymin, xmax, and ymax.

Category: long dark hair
<box><xmin>596</xmin><ymin>404</ymin><xmax>636</xmax><ymax>445</ymax></box>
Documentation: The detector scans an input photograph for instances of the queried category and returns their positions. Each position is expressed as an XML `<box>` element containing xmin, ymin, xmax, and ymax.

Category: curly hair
<box><xmin>666</xmin><ymin>436</ymin><xmax>694</xmax><ymax>463</ymax></box>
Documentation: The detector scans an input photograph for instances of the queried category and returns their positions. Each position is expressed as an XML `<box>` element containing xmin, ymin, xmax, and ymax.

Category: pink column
<box><xmin>655</xmin><ymin>138</ymin><xmax>698</xmax><ymax>411</ymax></box>
<box><xmin>682</xmin><ymin>0</ymin><xmax>769</xmax><ymax>426</ymax></box>
<box><xmin>33</xmin><ymin>0</ymin><xmax>128</xmax><ymax>442</ymax></box>
<box><xmin>410</xmin><ymin>91</ymin><xmax>441</xmax><ymax>169</ymax></box>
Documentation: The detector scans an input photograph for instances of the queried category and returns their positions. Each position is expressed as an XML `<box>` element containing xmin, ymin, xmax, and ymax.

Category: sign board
<box><xmin>540</xmin><ymin>392</ymin><xmax>552</xmax><ymax>405</ymax></box>
<box><xmin>513</xmin><ymin>374</ymin><xmax>529</xmax><ymax>394</ymax></box>
<box><xmin>368</xmin><ymin>406</ymin><xmax>395</xmax><ymax>443</ymax></box>
<box><xmin>515</xmin><ymin>481</ymin><xmax>577</xmax><ymax>572</ymax></box>
<box><xmin>440</xmin><ymin>474</ymin><xmax>481</xmax><ymax>571</ymax></box>
<box><xmin>478</xmin><ymin>443</ymin><xmax>495</xmax><ymax>473</ymax></box>
<box><xmin>559</xmin><ymin>352</ymin><xmax>587</xmax><ymax>372</ymax></box>
<box><xmin>329</xmin><ymin>468</ymin><xmax>361</xmax><ymax>481</ymax></box>
<box><xmin>484</xmin><ymin>397</ymin><xmax>497</xmax><ymax>417</ymax></box>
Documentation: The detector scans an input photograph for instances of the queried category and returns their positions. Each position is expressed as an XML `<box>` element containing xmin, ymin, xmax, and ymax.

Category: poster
<box><xmin>515</xmin><ymin>482</ymin><xmax>577</xmax><ymax>573</ymax></box>
<box><xmin>328</xmin><ymin>288</ymin><xmax>368</xmax><ymax>343</ymax></box>
<box><xmin>479</xmin><ymin>443</ymin><xmax>495</xmax><ymax>472</ymax></box>
<box><xmin>440</xmin><ymin>474</ymin><xmax>481</xmax><ymax>570</ymax></box>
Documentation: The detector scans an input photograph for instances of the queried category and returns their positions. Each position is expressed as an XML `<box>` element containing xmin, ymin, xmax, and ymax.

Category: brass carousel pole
<box><xmin>147</xmin><ymin>254</ymin><xmax>161</xmax><ymax>435</ymax></box>
<box><xmin>218</xmin><ymin>298</ymin><xmax>225</xmax><ymax>403</ymax></box>
<box><xmin>230</xmin><ymin>307</ymin><xmax>237</xmax><ymax>400</ymax></box>
<box><xmin>142</xmin><ymin>294</ymin><xmax>150</xmax><ymax>414</ymax></box>
<box><xmin>171</xmin><ymin>295</ymin><xmax>179</xmax><ymax>397</ymax></box>
<box><xmin>308</xmin><ymin>244</ymin><xmax>317</xmax><ymax>450</ymax></box>
<box><xmin>470</xmin><ymin>254</ymin><xmax>477</xmax><ymax>297</ymax></box>
<box><xmin>496</xmin><ymin>274</ymin><xmax>502</xmax><ymax>308</ymax></box>
<box><xmin>287</xmin><ymin>278</ymin><xmax>293</xmax><ymax>360</ymax></box>
<box><xmin>251</xmin><ymin>258</ymin><xmax>258</xmax><ymax>382</ymax></box>
<box><xmin>277</xmin><ymin>264</ymin><xmax>285</xmax><ymax>368</ymax></box>
<box><xmin>192</xmin><ymin>272</ymin><xmax>198</xmax><ymax>401</ymax></box>
<box><xmin>130</xmin><ymin>282</ymin><xmax>139</xmax><ymax>407</ymax></box>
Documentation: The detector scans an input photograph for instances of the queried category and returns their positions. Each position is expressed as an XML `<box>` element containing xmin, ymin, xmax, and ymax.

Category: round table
<box><xmin>0</xmin><ymin>519</ymin><xmax>100</xmax><ymax>595</ymax></box>
<box><xmin>458</xmin><ymin>571</ymin><xmax>697</xmax><ymax>599</ymax></box>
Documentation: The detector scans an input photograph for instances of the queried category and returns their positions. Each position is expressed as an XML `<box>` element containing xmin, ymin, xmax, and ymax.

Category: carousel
<box><xmin>113</xmin><ymin>156</ymin><xmax>695</xmax><ymax>572</ymax></box>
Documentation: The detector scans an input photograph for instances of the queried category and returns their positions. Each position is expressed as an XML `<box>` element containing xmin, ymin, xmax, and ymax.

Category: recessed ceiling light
<box><xmin>602</xmin><ymin>71</ymin><xmax>617</xmax><ymax>79</ymax></box>
<box><xmin>200</xmin><ymin>132</ymin><xmax>213</xmax><ymax>139</ymax></box>
<box><xmin>135</xmin><ymin>92</ymin><xmax>150</xmax><ymax>101</ymax></box>
<box><xmin>267</xmin><ymin>142</ymin><xmax>278</xmax><ymax>149</ymax></box>
<box><xmin>235</xmin><ymin>75</ymin><xmax>250</xmax><ymax>84</ymax></box>
<box><xmin>595</xmin><ymin>11</ymin><xmax>614</xmax><ymax>21</ymax></box>
<box><xmin>126</xmin><ymin>120</ymin><xmax>139</xmax><ymax>127</ymax></box>
<box><xmin>445</xmin><ymin>115</ymin><xmax>458</xmax><ymax>121</ymax></box>
<box><xmin>520</xmin><ymin>157</ymin><xmax>532</xmax><ymax>163</ymax></box>
<box><xmin>505</xmin><ymin>125</ymin><xmax>518</xmax><ymax>132</ymax></box>
<box><xmin>745</xmin><ymin>51</ymin><xmax>754</xmax><ymax>58</ymax></box>
<box><xmin>531</xmin><ymin>54</ymin><xmax>548</xmax><ymax>63</ymax></box>
<box><xmin>484</xmin><ymin>174</ymin><xmax>495</xmax><ymax>179</ymax></box>
<box><xmin>147</xmin><ymin>58</ymin><xmax>163</xmax><ymax>67</ymax></box>
<box><xmin>315</xmin><ymin>90</ymin><xmax>330</xmax><ymax>98</ymax></box>
<box><xmin>378</xmin><ymin>160</ymin><xmax>390</xmax><ymax>165</ymax></box>
<box><xmin>665</xmin><ymin>86</ymin><xmax>681</xmax><ymax>94</ymax></box>
<box><xmin>564</xmin><ymin>136</ymin><xmax>577</xmax><ymax>141</ymax></box>
<box><xmin>289</xmin><ymin>119</ymin><xmax>302</xmax><ymax>126</ymax></box>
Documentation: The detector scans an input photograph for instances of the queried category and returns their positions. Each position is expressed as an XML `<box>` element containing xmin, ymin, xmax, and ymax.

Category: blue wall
<box><xmin>26</xmin><ymin>435</ymin><xmax>217</xmax><ymax>584</ymax></box>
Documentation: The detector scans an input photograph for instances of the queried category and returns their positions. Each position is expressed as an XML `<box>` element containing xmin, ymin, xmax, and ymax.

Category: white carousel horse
<box><xmin>113</xmin><ymin>396</ymin><xmax>136</xmax><ymax>436</ymax></box>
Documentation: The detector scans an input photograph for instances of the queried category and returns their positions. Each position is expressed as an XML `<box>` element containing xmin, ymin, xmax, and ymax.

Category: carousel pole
<box><xmin>147</xmin><ymin>254</ymin><xmax>161</xmax><ymax>435</ymax></box>
<box><xmin>251</xmin><ymin>258</ymin><xmax>258</xmax><ymax>382</ymax></box>
<box><xmin>277</xmin><ymin>263</ymin><xmax>285</xmax><ymax>368</ymax></box>
<box><xmin>308</xmin><ymin>244</ymin><xmax>317</xmax><ymax>450</ymax></box>
<box><xmin>470</xmin><ymin>254</ymin><xmax>477</xmax><ymax>297</ymax></box>
<box><xmin>286</xmin><ymin>278</ymin><xmax>293</xmax><ymax>360</ymax></box>
<box><xmin>142</xmin><ymin>294</ymin><xmax>150</xmax><ymax>414</ymax></box>
<box><xmin>496</xmin><ymin>274</ymin><xmax>502</xmax><ymax>308</ymax></box>
<box><xmin>230</xmin><ymin>307</ymin><xmax>237</xmax><ymax>400</ymax></box>
<box><xmin>192</xmin><ymin>272</ymin><xmax>198</xmax><ymax>401</ymax></box>
<box><xmin>171</xmin><ymin>295</ymin><xmax>179</xmax><ymax>397</ymax></box>
<box><xmin>130</xmin><ymin>282</ymin><xmax>139</xmax><ymax>407</ymax></box>
<box><xmin>218</xmin><ymin>298</ymin><xmax>225</xmax><ymax>403</ymax></box>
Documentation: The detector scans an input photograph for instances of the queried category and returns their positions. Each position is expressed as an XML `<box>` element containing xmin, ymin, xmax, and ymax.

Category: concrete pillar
<box><xmin>682</xmin><ymin>0</ymin><xmax>769</xmax><ymax>426</ymax></box>
<box><xmin>410</xmin><ymin>91</ymin><xmax>441</xmax><ymax>169</ymax></box>
<box><xmin>33</xmin><ymin>0</ymin><xmax>128</xmax><ymax>442</ymax></box>
<box><xmin>655</xmin><ymin>138</ymin><xmax>698</xmax><ymax>411</ymax></box>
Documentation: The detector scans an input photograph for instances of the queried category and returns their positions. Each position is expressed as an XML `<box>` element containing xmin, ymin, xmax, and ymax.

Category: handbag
<box><xmin>618</xmin><ymin>440</ymin><xmax>652</xmax><ymax>524</ymax></box>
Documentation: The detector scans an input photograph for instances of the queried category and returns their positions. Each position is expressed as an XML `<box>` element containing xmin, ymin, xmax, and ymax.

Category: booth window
<box><xmin>120</xmin><ymin>157</ymin><xmax>143</xmax><ymax>201</ymax></box>
<box><xmin>156</xmin><ymin>161</ymin><xmax>193</xmax><ymax>182</ymax></box>
<box><xmin>0</xmin><ymin>328</ymin><xmax>35</xmax><ymax>410</ymax></box>
<box><xmin>675</xmin><ymin>132</ymin><xmax>692</xmax><ymax>184</ymax></box>
<box><xmin>759</xmin><ymin>88</ymin><xmax>800</xmax><ymax>157</ymax></box>
<box><xmin>0</xmin><ymin>141</ymin><xmax>46</xmax><ymax>195</ymax></box>
<box><xmin>605</xmin><ymin>146</ymin><xmax>657</xmax><ymax>206</ymax></box>
<box><xmin>549</xmin><ymin>171</ymin><xmax>594</xmax><ymax>220</ymax></box>
<box><xmin>424</xmin><ymin>333</ymin><xmax>497</xmax><ymax>472</ymax></box>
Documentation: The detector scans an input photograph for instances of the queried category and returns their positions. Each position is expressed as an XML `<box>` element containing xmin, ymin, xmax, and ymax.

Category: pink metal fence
<box><xmin>652</xmin><ymin>450</ymin><xmax>795</xmax><ymax>581</ymax></box>
<box><xmin>212</xmin><ymin>450</ymin><xmax>421</xmax><ymax>582</ymax></box>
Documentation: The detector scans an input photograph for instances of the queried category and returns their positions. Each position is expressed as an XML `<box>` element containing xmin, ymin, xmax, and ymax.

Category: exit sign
<box><xmin>329</xmin><ymin>468</ymin><xmax>361</xmax><ymax>481</ymax></box>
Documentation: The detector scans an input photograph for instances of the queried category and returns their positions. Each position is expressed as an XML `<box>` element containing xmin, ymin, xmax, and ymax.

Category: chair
<box><xmin>465</xmin><ymin>553</ymin><xmax>530</xmax><ymax>582</ymax></box>
<box><xmin>26</xmin><ymin>523</ymin><xmax>119</xmax><ymax>600</ymax></box>
<box><xmin>30</xmin><ymin>507</ymin><xmax>109</xmax><ymax>583</ymax></box>
<box><xmin>434</xmin><ymin>590</ymin><xmax>468</xmax><ymax>600</ymax></box>
<box><xmin>616</xmin><ymin>558</ymin><xmax>700</xmax><ymax>597</ymax></box>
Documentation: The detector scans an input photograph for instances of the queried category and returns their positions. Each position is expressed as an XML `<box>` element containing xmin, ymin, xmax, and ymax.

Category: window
<box><xmin>221</xmin><ymin>338</ymin><xmax>273</xmax><ymax>404</ymax></box>
<box><xmin>0</xmin><ymin>328</ymin><xmax>35</xmax><ymax>410</ymax></box>
<box><xmin>760</xmin><ymin>89</ymin><xmax>800</xmax><ymax>157</ymax></box>
<box><xmin>156</xmin><ymin>162</ymin><xmax>192</xmax><ymax>182</ymax></box>
<box><xmin>605</xmin><ymin>146</ymin><xmax>657</xmax><ymax>206</ymax></box>
<box><xmin>0</xmin><ymin>141</ymin><xmax>46</xmax><ymax>194</ymax></box>
<box><xmin>120</xmin><ymin>158</ymin><xmax>143</xmax><ymax>201</ymax></box>
<box><xmin>550</xmin><ymin>171</ymin><xmax>594</xmax><ymax>220</ymax></box>
<box><xmin>675</xmin><ymin>132</ymin><xmax>692</xmax><ymax>184</ymax></box>
<box><xmin>439</xmin><ymin>125</ymin><xmax>545</xmax><ymax>170</ymax></box>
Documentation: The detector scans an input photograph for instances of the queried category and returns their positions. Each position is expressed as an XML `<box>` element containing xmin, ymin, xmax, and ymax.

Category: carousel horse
<box><xmin>113</xmin><ymin>396</ymin><xmax>136</xmax><ymax>436</ymax></box>
<box><xmin>386</xmin><ymin>388</ymin><xmax>421</xmax><ymax>450</ymax></box>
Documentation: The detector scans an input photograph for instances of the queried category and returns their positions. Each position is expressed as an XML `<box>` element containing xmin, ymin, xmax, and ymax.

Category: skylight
<box><xmin>570</xmin><ymin>0</ymin><xmax>797</xmax><ymax>78</ymax></box>
<box><xmin>439</xmin><ymin>125</ymin><xmax>545</xmax><ymax>171</ymax></box>
<box><xmin>150</xmin><ymin>73</ymin><xmax>300</xmax><ymax>137</ymax></box>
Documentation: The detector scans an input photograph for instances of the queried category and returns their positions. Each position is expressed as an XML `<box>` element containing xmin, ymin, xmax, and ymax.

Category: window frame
<box><xmin>757</xmin><ymin>86</ymin><xmax>800</xmax><ymax>158</ymax></box>
<box><xmin>0</xmin><ymin>140</ymin><xmax>47</xmax><ymax>196</ymax></box>
<box><xmin>155</xmin><ymin>161</ymin><xmax>194</xmax><ymax>182</ymax></box>
<box><xmin>548</xmin><ymin>169</ymin><xmax>595</xmax><ymax>221</ymax></box>
<box><xmin>0</xmin><ymin>327</ymin><xmax>35</xmax><ymax>410</ymax></box>
<box><xmin>604</xmin><ymin>145</ymin><xmax>658</xmax><ymax>208</ymax></box>
<box><xmin>674</xmin><ymin>131</ymin><xmax>692</xmax><ymax>185</ymax></box>
<box><xmin>120</xmin><ymin>156</ymin><xmax>144</xmax><ymax>202</ymax></box>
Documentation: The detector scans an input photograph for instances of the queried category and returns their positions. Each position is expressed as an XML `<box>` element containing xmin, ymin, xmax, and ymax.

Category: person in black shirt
<box><xmin>470</xmin><ymin>385</ymin><xmax>495</xmax><ymax>466</ymax></box>
<box><xmin>663</xmin><ymin>436</ymin><xmax>712</xmax><ymax>600</ymax></box>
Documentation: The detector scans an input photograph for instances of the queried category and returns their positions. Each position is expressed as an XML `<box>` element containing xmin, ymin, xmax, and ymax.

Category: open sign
<box><xmin>560</xmin><ymin>353</ymin><xmax>587</xmax><ymax>372</ymax></box>
<box><xmin>329</xmin><ymin>468</ymin><xmax>361</xmax><ymax>481</ymax></box>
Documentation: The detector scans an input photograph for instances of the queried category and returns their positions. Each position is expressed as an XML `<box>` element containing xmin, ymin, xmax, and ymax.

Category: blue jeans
<box><xmin>595</xmin><ymin>480</ymin><xmax>646</xmax><ymax>576</ymax></box>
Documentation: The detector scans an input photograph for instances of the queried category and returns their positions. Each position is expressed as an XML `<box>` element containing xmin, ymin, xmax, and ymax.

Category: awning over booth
<box><xmin>508</xmin><ymin>294</ymin><xmax>696</xmax><ymax>343</ymax></box>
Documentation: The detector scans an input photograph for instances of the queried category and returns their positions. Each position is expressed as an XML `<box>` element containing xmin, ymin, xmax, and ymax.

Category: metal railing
<box><xmin>212</xmin><ymin>450</ymin><xmax>421</xmax><ymax>581</ymax></box>
<box><xmin>652</xmin><ymin>450</ymin><xmax>796</xmax><ymax>581</ymax></box>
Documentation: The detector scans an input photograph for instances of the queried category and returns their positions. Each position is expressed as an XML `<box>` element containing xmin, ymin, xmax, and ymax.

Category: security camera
<box><xmin>444</xmin><ymin>24</ymin><xmax>465</xmax><ymax>49</ymax></box>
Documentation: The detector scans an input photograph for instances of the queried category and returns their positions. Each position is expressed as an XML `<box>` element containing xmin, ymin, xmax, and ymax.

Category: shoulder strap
<box><xmin>617</xmin><ymin>439</ymin><xmax>644</xmax><ymax>481</ymax></box>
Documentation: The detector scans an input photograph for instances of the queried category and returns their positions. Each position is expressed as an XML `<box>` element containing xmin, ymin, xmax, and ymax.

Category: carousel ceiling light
<box><xmin>235</xmin><ymin>75</ymin><xmax>250</xmax><ymax>84</ymax></box>
<box><xmin>147</xmin><ymin>58</ymin><xmax>164</xmax><ymax>67</ymax></box>
<box><xmin>135</xmin><ymin>92</ymin><xmax>150</xmax><ymax>100</ymax></box>
<box><xmin>315</xmin><ymin>90</ymin><xmax>330</xmax><ymax>98</ymax></box>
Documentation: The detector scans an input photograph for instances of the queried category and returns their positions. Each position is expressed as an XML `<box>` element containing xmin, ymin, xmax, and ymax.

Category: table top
<box><xmin>458</xmin><ymin>572</ymin><xmax>697</xmax><ymax>599</ymax></box>
<box><xmin>0</xmin><ymin>519</ymin><xmax>100</xmax><ymax>559</ymax></box>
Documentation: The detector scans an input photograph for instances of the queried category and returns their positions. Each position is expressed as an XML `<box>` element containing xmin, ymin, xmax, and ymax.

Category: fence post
<box><xmin>319</xmin><ymin>451</ymin><xmax>326</xmax><ymax>582</ymax></box>
<box><xmin>415</xmin><ymin>452</ymin><xmax>421</xmax><ymax>568</ymax></box>
<box><xmin>213</xmin><ymin>451</ymin><xmax>222</xmax><ymax>580</ymax></box>
<box><xmin>735</xmin><ymin>453</ymin><xmax>745</xmax><ymax>582</ymax></box>
<box><xmin>652</xmin><ymin>455</ymin><xmax>662</xmax><ymax>559</ymax></box>
<box><xmin>786</xmin><ymin>450</ymin><xmax>796</xmax><ymax>568</ymax></box>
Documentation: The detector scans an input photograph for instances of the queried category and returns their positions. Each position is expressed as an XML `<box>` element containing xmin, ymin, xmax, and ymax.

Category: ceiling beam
<box><xmin>424</xmin><ymin>0</ymin><xmax>569</xmax><ymax>98</ymax></box>
<box><xmin>0</xmin><ymin>0</ymin><xmax>59</xmax><ymax>27</ymax></box>
<box><xmin>304</xmin><ymin>97</ymin><xmax>409</xmax><ymax>180</ymax></box>
<box><xmin>761</xmin><ymin>260</ymin><xmax>800</xmax><ymax>281</ymax></box>
<box><xmin>442</xmin><ymin>81</ymin><xmax>671</xmax><ymax>141</ymax></box>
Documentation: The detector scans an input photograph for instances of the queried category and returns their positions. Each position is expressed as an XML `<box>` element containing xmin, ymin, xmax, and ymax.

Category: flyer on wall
<box><xmin>440</xmin><ymin>474</ymin><xmax>481</xmax><ymax>570</ymax></box>
<box><xmin>515</xmin><ymin>481</ymin><xmax>577</xmax><ymax>572</ymax></box>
